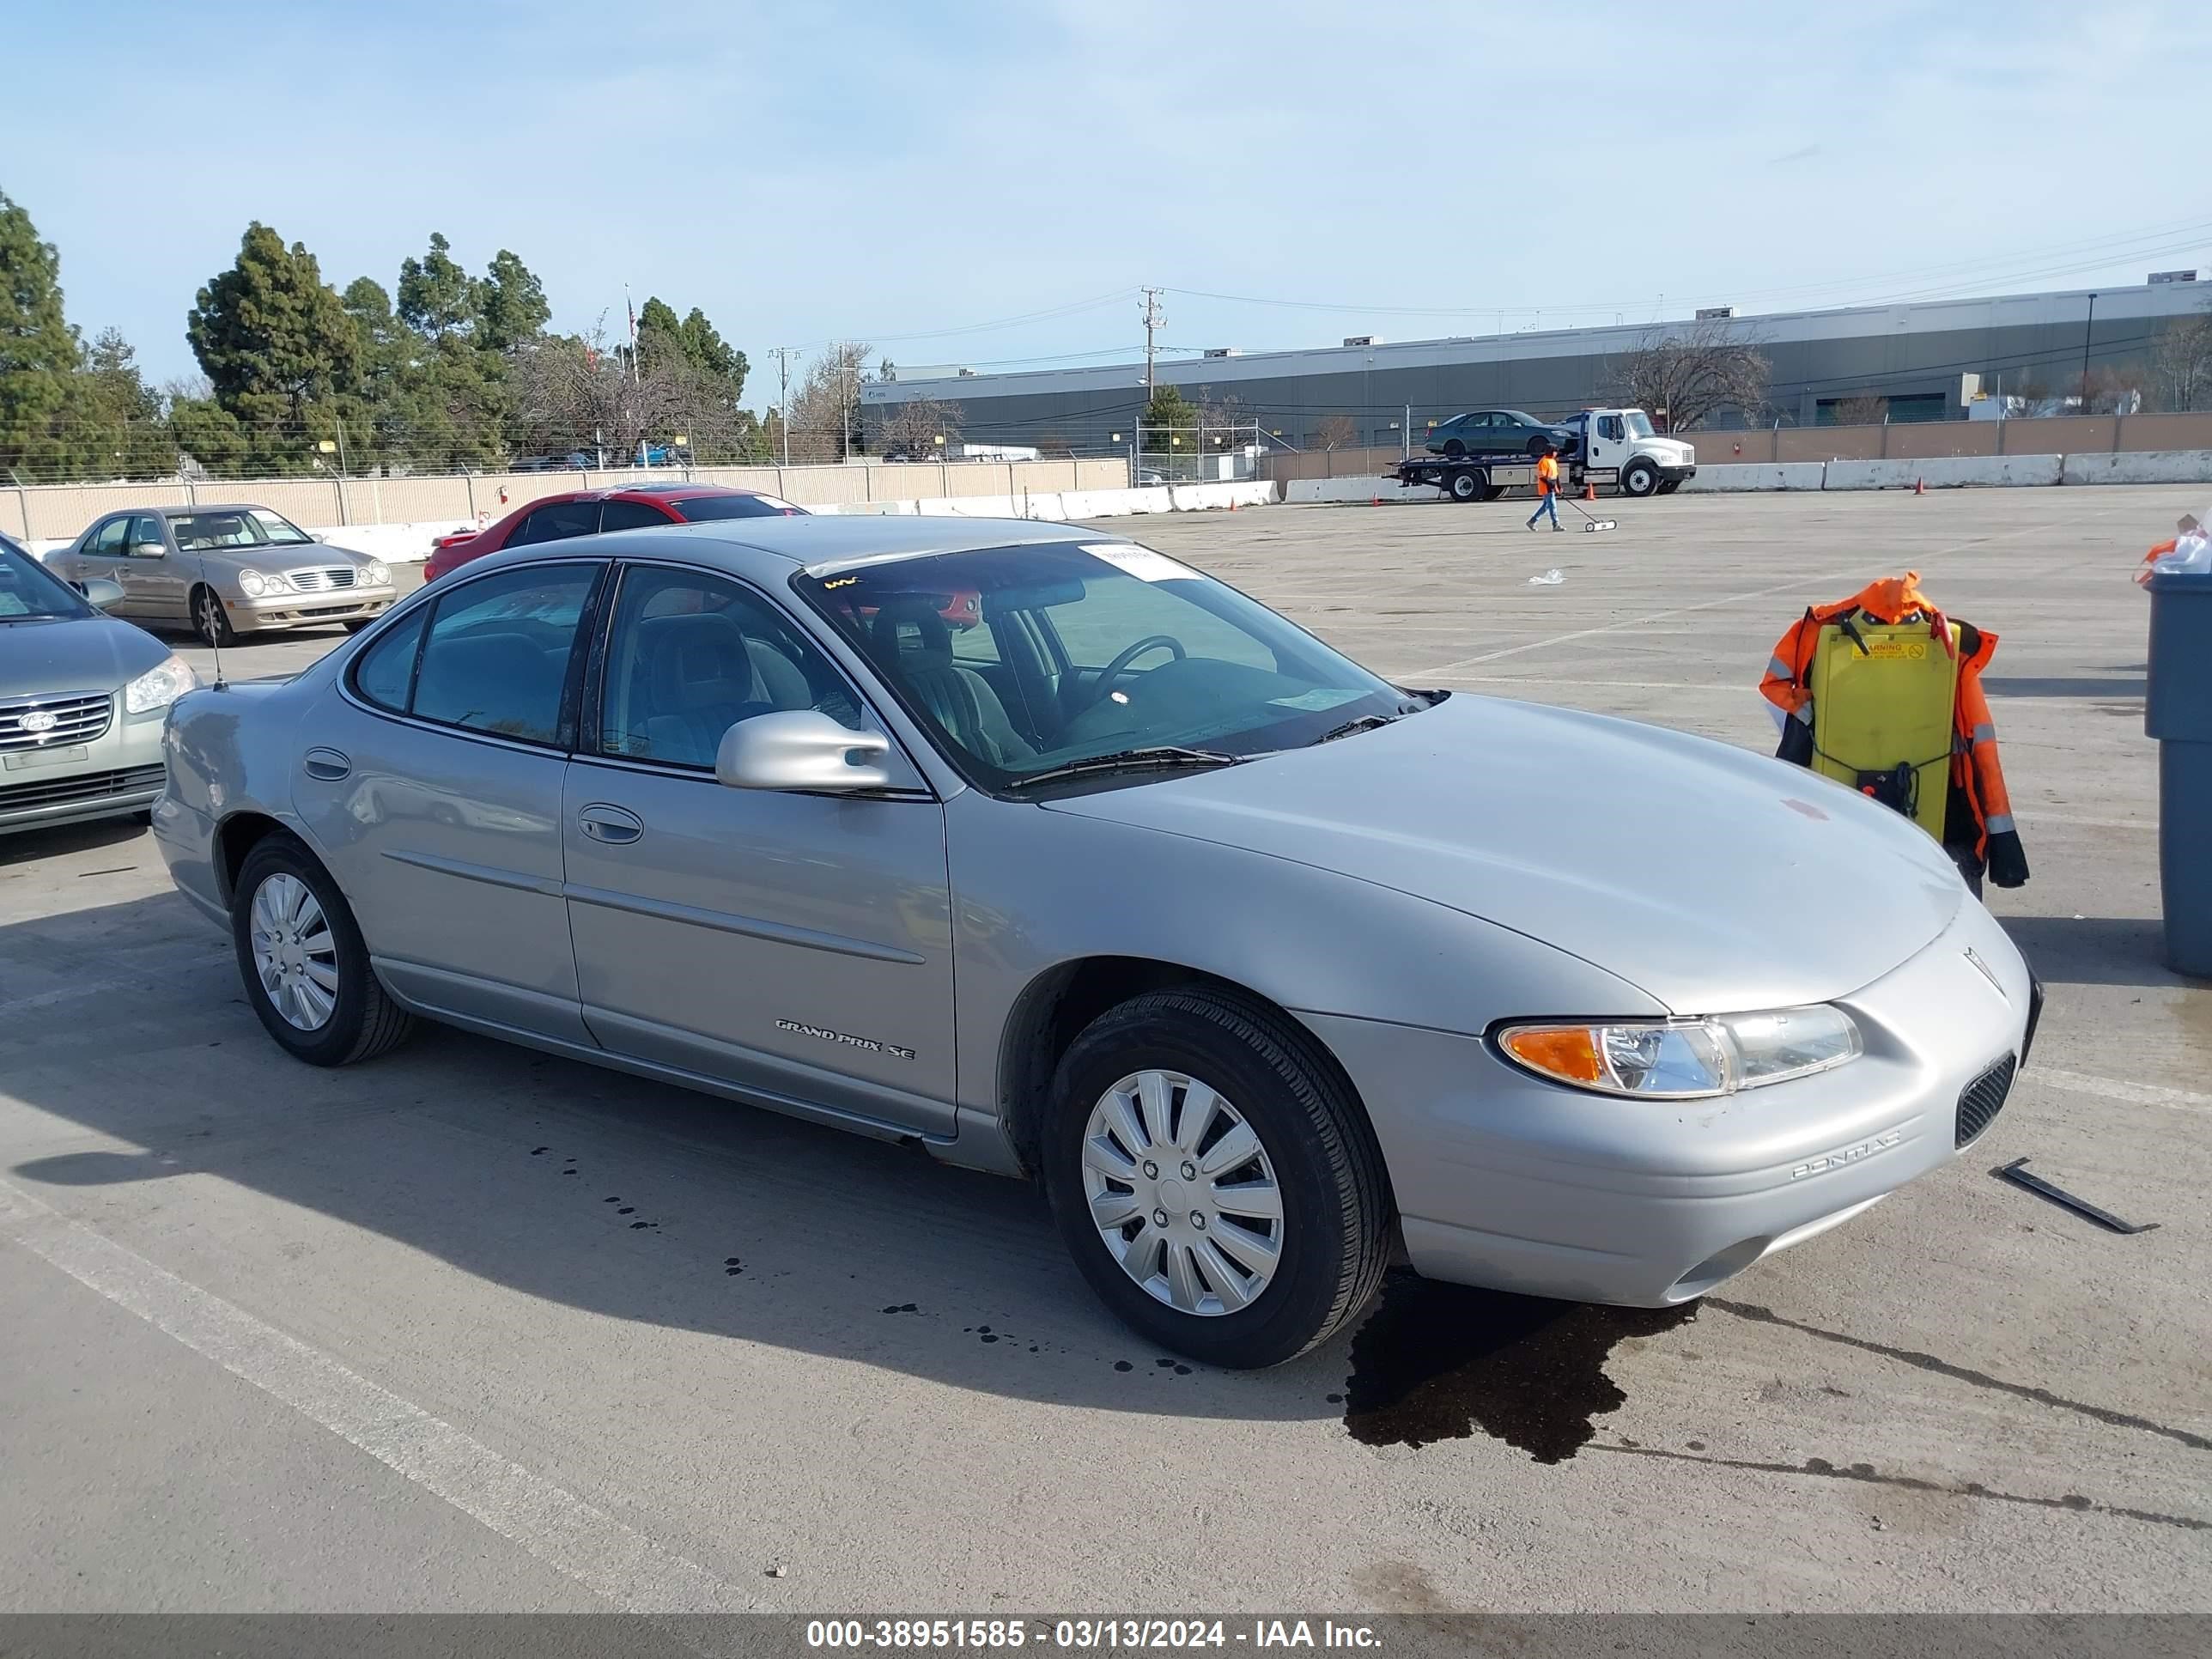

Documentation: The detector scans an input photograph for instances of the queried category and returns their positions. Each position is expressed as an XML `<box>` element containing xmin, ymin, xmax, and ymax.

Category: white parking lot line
<box><xmin>2030</xmin><ymin>1068</ymin><xmax>2212</xmax><ymax>1115</ymax></box>
<box><xmin>0</xmin><ymin>1177</ymin><xmax>760</xmax><ymax>1614</ymax></box>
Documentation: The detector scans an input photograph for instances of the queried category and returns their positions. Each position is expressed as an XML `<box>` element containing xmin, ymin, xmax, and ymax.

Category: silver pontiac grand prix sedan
<box><xmin>155</xmin><ymin>518</ymin><xmax>2038</xmax><ymax>1367</ymax></box>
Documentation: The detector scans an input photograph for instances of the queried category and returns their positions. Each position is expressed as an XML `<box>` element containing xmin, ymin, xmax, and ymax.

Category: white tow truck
<box><xmin>1393</xmin><ymin>407</ymin><xmax>1696</xmax><ymax>501</ymax></box>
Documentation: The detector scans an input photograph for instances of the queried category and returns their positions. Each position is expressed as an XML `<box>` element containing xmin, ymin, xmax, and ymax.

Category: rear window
<box><xmin>670</xmin><ymin>494</ymin><xmax>805</xmax><ymax>522</ymax></box>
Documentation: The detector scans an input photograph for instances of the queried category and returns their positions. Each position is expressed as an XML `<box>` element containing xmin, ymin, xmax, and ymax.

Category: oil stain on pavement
<box><xmin>1342</xmin><ymin>1270</ymin><xmax>1694</xmax><ymax>1462</ymax></box>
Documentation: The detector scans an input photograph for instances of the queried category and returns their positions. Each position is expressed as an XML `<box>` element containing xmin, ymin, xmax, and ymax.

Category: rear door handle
<box><xmin>302</xmin><ymin>747</ymin><xmax>351</xmax><ymax>781</ymax></box>
<box><xmin>577</xmin><ymin>804</ymin><xmax>644</xmax><ymax>845</ymax></box>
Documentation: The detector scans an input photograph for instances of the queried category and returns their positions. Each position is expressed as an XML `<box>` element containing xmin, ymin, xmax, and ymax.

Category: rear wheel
<box><xmin>1480</xmin><ymin>484</ymin><xmax>1507</xmax><ymax>501</ymax></box>
<box><xmin>1622</xmin><ymin>459</ymin><xmax>1660</xmax><ymax>497</ymax></box>
<box><xmin>231</xmin><ymin>833</ymin><xmax>414</xmax><ymax>1066</ymax></box>
<box><xmin>191</xmin><ymin>584</ymin><xmax>238</xmax><ymax>648</ymax></box>
<box><xmin>1042</xmin><ymin>988</ymin><xmax>1391</xmax><ymax>1369</ymax></box>
<box><xmin>1441</xmin><ymin>440</ymin><xmax>1467</xmax><ymax>459</ymax></box>
<box><xmin>1448</xmin><ymin>470</ymin><xmax>1481</xmax><ymax>502</ymax></box>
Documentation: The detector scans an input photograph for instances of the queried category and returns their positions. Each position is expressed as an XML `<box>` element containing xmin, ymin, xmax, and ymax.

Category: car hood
<box><xmin>188</xmin><ymin>541</ymin><xmax>364</xmax><ymax>575</ymax></box>
<box><xmin>0</xmin><ymin>613</ymin><xmax>170</xmax><ymax>700</ymax></box>
<box><xmin>1040</xmin><ymin>695</ymin><xmax>1965</xmax><ymax>1012</ymax></box>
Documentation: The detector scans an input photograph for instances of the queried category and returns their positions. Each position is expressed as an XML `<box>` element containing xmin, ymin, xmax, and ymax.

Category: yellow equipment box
<box><xmin>1808</xmin><ymin>617</ymin><xmax>1960</xmax><ymax>840</ymax></box>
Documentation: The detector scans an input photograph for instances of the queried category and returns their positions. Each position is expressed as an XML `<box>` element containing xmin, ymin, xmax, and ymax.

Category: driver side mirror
<box><xmin>716</xmin><ymin>711</ymin><xmax>892</xmax><ymax>793</ymax></box>
<box><xmin>81</xmin><ymin>578</ymin><xmax>125</xmax><ymax>610</ymax></box>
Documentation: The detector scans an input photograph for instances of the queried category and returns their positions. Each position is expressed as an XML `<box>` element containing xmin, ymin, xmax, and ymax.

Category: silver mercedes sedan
<box><xmin>154</xmin><ymin>518</ymin><xmax>2038</xmax><ymax>1367</ymax></box>
<box><xmin>49</xmin><ymin>503</ymin><xmax>397</xmax><ymax>647</ymax></box>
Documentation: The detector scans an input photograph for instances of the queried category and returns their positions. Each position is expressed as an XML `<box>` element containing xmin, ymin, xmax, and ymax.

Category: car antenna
<box><xmin>185</xmin><ymin>516</ymin><xmax>227</xmax><ymax>690</ymax></box>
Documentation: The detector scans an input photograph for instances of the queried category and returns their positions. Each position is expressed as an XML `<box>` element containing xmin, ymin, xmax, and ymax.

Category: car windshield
<box><xmin>170</xmin><ymin>507</ymin><xmax>317</xmax><ymax>550</ymax></box>
<box><xmin>1625</xmin><ymin>410</ymin><xmax>1656</xmax><ymax>438</ymax></box>
<box><xmin>0</xmin><ymin>542</ymin><xmax>93</xmax><ymax>622</ymax></box>
<box><xmin>797</xmin><ymin>540</ymin><xmax>1422</xmax><ymax>791</ymax></box>
<box><xmin>672</xmin><ymin>494</ymin><xmax>806</xmax><ymax>521</ymax></box>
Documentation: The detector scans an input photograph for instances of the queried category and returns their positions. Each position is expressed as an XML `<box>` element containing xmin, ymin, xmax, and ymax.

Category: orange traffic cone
<box><xmin>1914</xmin><ymin>477</ymin><xmax>1925</xmax><ymax>495</ymax></box>
<box><xmin>1582</xmin><ymin>482</ymin><xmax>1596</xmax><ymax>501</ymax></box>
<box><xmin>1371</xmin><ymin>495</ymin><xmax>1382</xmax><ymax>507</ymax></box>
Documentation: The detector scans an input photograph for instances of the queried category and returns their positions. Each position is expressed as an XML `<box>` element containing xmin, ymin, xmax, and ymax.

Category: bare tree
<box><xmin>1614</xmin><ymin>319</ymin><xmax>1771</xmax><ymax>430</ymax></box>
<box><xmin>783</xmin><ymin>341</ymin><xmax>872</xmax><ymax>463</ymax></box>
<box><xmin>1832</xmin><ymin>392</ymin><xmax>1887</xmax><ymax>426</ymax></box>
<box><xmin>1315</xmin><ymin>414</ymin><xmax>1358</xmax><ymax>452</ymax></box>
<box><xmin>2150</xmin><ymin>311</ymin><xmax>2212</xmax><ymax>412</ymax></box>
<box><xmin>877</xmin><ymin>397</ymin><xmax>963</xmax><ymax>460</ymax></box>
<box><xmin>2079</xmin><ymin>365</ymin><xmax>2147</xmax><ymax>416</ymax></box>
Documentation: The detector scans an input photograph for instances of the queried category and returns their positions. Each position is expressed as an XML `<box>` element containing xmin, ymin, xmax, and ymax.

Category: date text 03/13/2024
<box><xmin>803</xmin><ymin>1620</ymin><xmax>1382</xmax><ymax>1650</ymax></box>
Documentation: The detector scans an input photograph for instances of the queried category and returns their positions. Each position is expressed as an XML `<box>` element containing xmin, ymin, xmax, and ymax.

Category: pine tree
<box><xmin>186</xmin><ymin>223</ymin><xmax>362</xmax><ymax>473</ymax></box>
<box><xmin>0</xmin><ymin>189</ymin><xmax>85</xmax><ymax>478</ymax></box>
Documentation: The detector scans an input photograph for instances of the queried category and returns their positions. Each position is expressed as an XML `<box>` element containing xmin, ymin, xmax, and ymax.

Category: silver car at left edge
<box><xmin>151</xmin><ymin>517</ymin><xmax>2039</xmax><ymax>1368</ymax></box>
<box><xmin>1</xmin><ymin>533</ymin><xmax>194</xmax><ymax>836</ymax></box>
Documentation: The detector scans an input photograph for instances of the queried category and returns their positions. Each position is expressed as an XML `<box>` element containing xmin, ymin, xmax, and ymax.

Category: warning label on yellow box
<box><xmin>1863</xmin><ymin>641</ymin><xmax>1929</xmax><ymax>659</ymax></box>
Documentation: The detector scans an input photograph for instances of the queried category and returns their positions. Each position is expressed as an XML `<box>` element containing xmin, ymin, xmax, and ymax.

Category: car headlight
<box><xmin>1496</xmin><ymin>1006</ymin><xmax>1863</xmax><ymax>1099</ymax></box>
<box><xmin>124</xmin><ymin>653</ymin><xmax>198</xmax><ymax>715</ymax></box>
<box><xmin>238</xmin><ymin>568</ymin><xmax>267</xmax><ymax>597</ymax></box>
<box><xmin>366</xmin><ymin>560</ymin><xmax>390</xmax><ymax>586</ymax></box>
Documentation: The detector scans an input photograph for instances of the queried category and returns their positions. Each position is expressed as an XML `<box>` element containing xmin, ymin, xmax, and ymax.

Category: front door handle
<box><xmin>302</xmin><ymin>747</ymin><xmax>351</xmax><ymax>781</ymax></box>
<box><xmin>577</xmin><ymin>803</ymin><xmax>644</xmax><ymax>845</ymax></box>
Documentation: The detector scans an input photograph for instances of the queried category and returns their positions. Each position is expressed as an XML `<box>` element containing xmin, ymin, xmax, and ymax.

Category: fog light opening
<box><xmin>1668</xmin><ymin>1236</ymin><xmax>1771</xmax><ymax>1300</ymax></box>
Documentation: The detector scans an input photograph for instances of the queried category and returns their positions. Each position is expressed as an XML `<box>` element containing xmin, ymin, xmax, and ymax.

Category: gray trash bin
<box><xmin>2145</xmin><ymin>568</ymin><xmax>2212</xmax><ymax>975</ymax></box>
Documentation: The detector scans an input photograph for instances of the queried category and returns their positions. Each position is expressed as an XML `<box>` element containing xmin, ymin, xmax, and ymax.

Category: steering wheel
<box><xmin>1081</xmin><ymin>635</ymin><xmax>1185</xmax><ymax>709</ymax></box>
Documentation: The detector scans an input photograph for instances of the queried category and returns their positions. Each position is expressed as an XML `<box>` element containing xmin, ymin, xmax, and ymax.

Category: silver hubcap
<box><xmin>1082</xmin><ymin>1069</ymin><xmax>1283</xmax><ymax>1317</ymax></box>
<box><xmin>250</xmin><ymin>872</ymin><xmax>339</xmax><ymax>1032</ymax></box>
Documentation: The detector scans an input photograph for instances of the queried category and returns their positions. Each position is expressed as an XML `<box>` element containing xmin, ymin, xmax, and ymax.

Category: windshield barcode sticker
<box><xmin>1082</xmin><ymin>544</ymin><xmax>1194</xmax><ymax>583</ymax></box>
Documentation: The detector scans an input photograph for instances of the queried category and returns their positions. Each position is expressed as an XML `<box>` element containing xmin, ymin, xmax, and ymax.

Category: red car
<box><xmin>421</xmin><ymin>483</ymin><xmax>805</xmax><ymax>583</ymax></box>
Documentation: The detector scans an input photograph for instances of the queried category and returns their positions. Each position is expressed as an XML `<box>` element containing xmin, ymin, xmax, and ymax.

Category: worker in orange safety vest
<box><xmin>1759</xmin><ymin>572</ymin><xmax>2029</xmax><ymax>892</ymax></box>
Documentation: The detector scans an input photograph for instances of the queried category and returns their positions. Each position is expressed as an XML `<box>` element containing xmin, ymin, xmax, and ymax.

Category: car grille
<box><xmin>0</xmin><ymin>691</ymin><xmax>112</xmax><ymax>753</ymax></box>
<box><xmin>0</xmin><ymin>763</ymin><xmax>163</xmax><ymax>814</ymax></box>
<box><xmin>287</xmin><ymin>566</ymin><xmax>358</xmax><ymax>592</ymax></box>
<box><xmin>1955</xmin><ymin>1054</ymin><xmax>2017</xmax><ymax>1147</ymax></box>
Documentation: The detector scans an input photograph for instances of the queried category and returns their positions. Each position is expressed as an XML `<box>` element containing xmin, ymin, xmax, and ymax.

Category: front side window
<box><xmin>125</xmin><ymin>514</ymin><xmax>166</xmax><ymax>556</ymax></box>
<box><xmin>404</xmin><ymin>564</ymin><xmax>600</xmax><ymax>744</ymax></box>
<box><xmin>0</xmin><ymin>544</ymin><xmax>94</xmax><ymax>621</ymax></box>
<box><xmin>1599</xmin><ymin>416</ymin><xmax>1625</xmax><ymax>443</ymax></box>
<box><xmin>597</xmin><ymin>565</ymin><xmax>862</xmax><ymax>769</ymax></box>
<box><xmin>799</xmin><ymin>540</ymin><xmax>1413</xmax><ymax>792</ymax></box>
<box><xmin>89</xmin><ymin>518</ymin><xmax>130</xmax><ymax>556</ymax></box>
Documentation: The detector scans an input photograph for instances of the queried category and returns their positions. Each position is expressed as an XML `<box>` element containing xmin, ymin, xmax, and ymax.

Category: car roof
<box><xmin>474</xmin><ymin>514</ymin><xmax>1103</xmax><ymax>582</ymax></box>
<box><xmin>161</xmin><ymin>503</ymin><xmax>289</xmax><ymax>518</ymax></box>
<box><xmin>608</xmin><ymin>482</ymin><xmax>763</xmax><ymax>500</ymax></box>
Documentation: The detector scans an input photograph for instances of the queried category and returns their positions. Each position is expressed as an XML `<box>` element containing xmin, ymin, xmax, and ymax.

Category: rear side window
<box><xmin>353</xmin><ymin>609</ymin><xmax>427</xmax><ymax>712</ymax></box>
<box><xmin>392</xmin><ymin>564</ymin><xmax>601</xmax><ymax>744</ymax></box>
<box><xmin>598</xmin><ymin>499</ymin><xmax>672</xmax><ymax>532</ymax></box>
<box><xmin>509</xmin><ymin>501</ymin><xmax>601</xmax><ymax>546</ymax></box>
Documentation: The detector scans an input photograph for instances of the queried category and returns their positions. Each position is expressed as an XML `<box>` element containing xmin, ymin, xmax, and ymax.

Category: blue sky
<box><xmin>6</xmin><ymin>0</ymin><xmax>2210</xmax><ymax>401</ymax></box>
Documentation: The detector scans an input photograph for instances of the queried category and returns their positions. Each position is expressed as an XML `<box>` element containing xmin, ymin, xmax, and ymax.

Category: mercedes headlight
<box><xmin>1496</xmin><ymin>1006</ymin><xmax>1863</xmax><ymax>1099</ymax></box>
<box><xmin>125</xmin><ymin>654</ymin><xmax>198</xmax><ymax>715</ymax></box>
<box><xmin>238</xmin><ymin>568</ymin><xmax>267</xmax><ymax>597</ymax></box>
<box><xmin>365</xmin><ymin>560</ymin><xmax>390</xmax><ymax>586</ymax></box>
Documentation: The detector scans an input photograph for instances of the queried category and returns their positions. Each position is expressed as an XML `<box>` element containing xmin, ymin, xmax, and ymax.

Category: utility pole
<box><xmin>1140</xmin><ymin>287</ymin><xmax>1164</xmax><ymax>400</ymax></box>
<box><xmin>772</xmin><ymin>347</ymin><xmax>794</xmax><ymax>467</ymax></box>
<box><xmin>2080</xmin><ymin>292</ymin><xmax>2099</xmax><ymax>411</ymax></box>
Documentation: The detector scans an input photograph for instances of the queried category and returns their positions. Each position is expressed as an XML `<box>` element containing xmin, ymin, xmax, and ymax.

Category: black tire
<box><xmin>231</xmin><ymin>831</ymin><xmax>414</xmax><ymax>1066</ymax></box>
<box><xmin>1622</xmin><ymin>460</ymin><xmax>1660</xmax><ymax>498</ymax></box>
<box><xmin>1526</xmin><ymin>434</ymin><xmax>1547</xmax><ymax>456</ymax></box>
<box><xmin>191</xmin><ymin>584</ymin><xmax>238</xmax><ymax>648</ymax></box>
<box><xmin>1480</xmin><ymin>483</ymin><xmax>1507</xmax><ymax>501</ymax></box>
<box><xmin>1448</xmin><ymin>471</ymin><xmax>1481</xmax><ymax>502</ymax></box>
<box><xmin>1042</xmin><ymin>988</ymin><xmax>1391</xmax><ymax>1369</ymax></box>
<box><xmin>1441</xmin><ymin>440</ymin><xmax>1467</xmax><ymax>459</ymax></box>
<box><xmin>1656</xmin><ymin>478</ymin><xmax>1682</xmax><ymax>495</ymax></box>
<box><xmin>342</xmin><ymin>618</ymin><xmax>374</xmax><ymax>634</ymax></box>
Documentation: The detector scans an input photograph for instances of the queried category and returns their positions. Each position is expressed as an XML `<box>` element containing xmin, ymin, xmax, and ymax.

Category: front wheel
<box><xmin>231</xmin><ymin>833</ymin><xmax>414</xmax><ymax>1066</ymax></box>
<box><xmin>191</xmin><ymin>584</ymin><xmax>238</xmax><ymax>648</ymax></box>
<box><xmin>1042</xmin><ymin>988</ymin><xmax>1391</xmax><ymax>1369</ymax></box>
<box><xmin>1621</xmin><ymin>460</ymin><xmax>1660</xmax><ymax>497</ymax></box>
<box><xmin>1656</xmin><ymin>478</ymin><xmax>1682</xmax><ymax>495</ymax></box>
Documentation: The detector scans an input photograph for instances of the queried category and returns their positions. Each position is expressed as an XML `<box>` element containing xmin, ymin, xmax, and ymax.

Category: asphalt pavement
<box><xmin>2</xmin><ymin>487</ymin><xmax>2206</xmax><ymax>1616</ymax></box>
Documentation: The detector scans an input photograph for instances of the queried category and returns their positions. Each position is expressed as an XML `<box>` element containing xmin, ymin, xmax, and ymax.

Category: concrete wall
<box><xmin>1823</xmin><ymin>454</ymin><xmax>2065</xmax><ymax>490</ymax></box>
<box><xmin>1677</xmin><ymin>463</ymin><xmax>1828</xmax><ymax>493</ymax></box>
<box><xmin>3</xmin><ymin>457</ymin><xmax>1131</xmax><ymax>544</ymax></box>
<box><xmin>2060</xmin><ymin>450</ymin><xmax>2212</xmax><ymax>487</ymax></box>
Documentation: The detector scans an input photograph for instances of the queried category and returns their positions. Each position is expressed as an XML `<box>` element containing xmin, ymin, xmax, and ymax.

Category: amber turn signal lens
<box><xmin>1500</xmin><ymin>1026</ymin><xmax>1604</xmax><ymax>1084</ymax></box>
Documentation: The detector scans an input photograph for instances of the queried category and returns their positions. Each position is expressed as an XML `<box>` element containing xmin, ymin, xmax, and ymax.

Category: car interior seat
<box><xmin>868</xmin><ymin>598</ymin><xmax>1035</xmax><ymax>769</ymax></box>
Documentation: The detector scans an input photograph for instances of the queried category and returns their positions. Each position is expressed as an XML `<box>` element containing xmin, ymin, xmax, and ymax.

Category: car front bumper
<box><xmin>1657</xmin><ymin>462</ymin><xmax>1697</xmax><ymax>483</ymax></box>
<box><xmin>226</xmin><ymin>583</ymin><xmax>397</xmax><ymax>635</ymax></box>
<box><xmin>1300</xmin><ymin>897</ymin><xmax>2034</xmax><ymax>1306</ymax></box>
<box><xmin>0</xmin><ymin>696</ymin><xmax>167</xmax><ymax>836</ymax></box>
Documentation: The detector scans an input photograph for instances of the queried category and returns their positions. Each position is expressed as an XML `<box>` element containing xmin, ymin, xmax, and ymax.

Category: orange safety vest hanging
<box><xmin>1758</xmin><ymin>571</ymin><xmax>2029</xmax><ymax>889</ymax></box>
